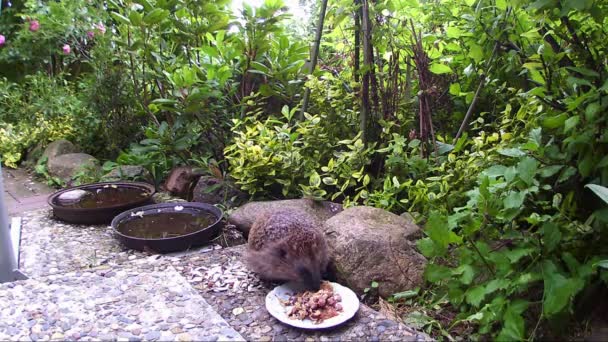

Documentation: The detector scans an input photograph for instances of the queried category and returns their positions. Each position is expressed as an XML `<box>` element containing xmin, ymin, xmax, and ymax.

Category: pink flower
<box><xmin>87</xmin><ymin>31</ymin><xmax>95</xmax><ymax>39</ymax></box>
<box><xmin>29</xmin><ymin>20</ymin><xmax>40</xmax><ymax>32</ymax></box>
<box><xmin>95</xmin><ymin>22</ymin><xmax>106</xmax><ymax>34</ymax></box>
<box><xmin>62</xmin><ymin>44</ymin><xmax>71</xmax><ymax>54</ymax></box>
<box><xmin>0</xmin><ymin>35</ymin><xmax>5</xmax><ymax>47</ymax></box>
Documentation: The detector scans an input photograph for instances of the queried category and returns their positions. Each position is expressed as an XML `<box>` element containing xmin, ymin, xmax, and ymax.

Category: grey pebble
<box><xmin>286</xmin><ymin>330</ymin><xmax>302</xmax><ymax>339</ymax></box>
<box><xmin>144</xmin><ymin>331</ymin><xmax>160</xmax><ymax>341</ymax></box>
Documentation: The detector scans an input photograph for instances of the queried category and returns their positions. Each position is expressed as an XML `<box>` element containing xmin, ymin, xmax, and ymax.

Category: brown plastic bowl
<box><xmin>111</xmin><ymin>202</ymin><xmax>223</xmax><ymax>253</ymax></box>
<box><xmin>48</xmin><ymin>181</ymin><xmax>156</xmax><ymax>225</ymax></box>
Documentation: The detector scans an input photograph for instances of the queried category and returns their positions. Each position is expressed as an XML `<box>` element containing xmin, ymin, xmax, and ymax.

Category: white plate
<box><xmin>265</xmin><ymin>281</ymin><xmax>360</xmax><ymax>329</ymax></box>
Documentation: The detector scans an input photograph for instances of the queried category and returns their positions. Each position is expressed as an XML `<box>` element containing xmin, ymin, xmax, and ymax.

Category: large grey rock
<box><xmin>192</xmin><ymin>176</ymin><xmax>248</xmax><ymax>208</ymax></box>
<box><xmin>324</xmin><ymin>206</ymin><xmax>426</xmax><ymax>298</ymax></box>
<box><xmin>47</xmin><ymin>153</ymin><xmax>100</xmax><ymax>181</ymax></box>
<box><xmin>40</xmin><ymin>139</ymin><xmax>79</xmax><ymax>163</ymax></box>
<box><xmin>228</xmin><ymin>199</ymin><xmax>343</xmax><ymax>235</ymax></box>
<box><xmin>101</xmin><ymin>165</ymin><xmax>151</xmax><ymax>182</ymax></box>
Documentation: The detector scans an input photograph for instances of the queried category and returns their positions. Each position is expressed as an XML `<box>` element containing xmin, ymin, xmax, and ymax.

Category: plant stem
<box><xmin>298</xmin><ymin>0</ymin><xmax>328</xmax><ymax>120</ymax></box>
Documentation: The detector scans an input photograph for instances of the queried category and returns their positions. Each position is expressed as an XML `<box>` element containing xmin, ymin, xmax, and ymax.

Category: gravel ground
<box><xmin>18</xmin><ymin>209</ymin><xmax>221</xmax><ymax>278</ymax></box>
<box><xmin>0</xmin><ymin>261</ymin><xmax>243</xmax><ymax>341</ymax></box>
<box><xmin>9</xmin><ymin>208</ymin><xmax>432</xmax><ymax>341</ymax></box>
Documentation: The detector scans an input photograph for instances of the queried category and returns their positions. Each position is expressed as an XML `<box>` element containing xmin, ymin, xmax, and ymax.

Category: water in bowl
<box><xmin>56</xmin><ymin>185</ymin><xmax>150</xmax><ymax>209</ymax></box>
<box><xmin>117</xmin><ymin>212</ymin><xmax>217</xmax><ymax>239</ymax></box>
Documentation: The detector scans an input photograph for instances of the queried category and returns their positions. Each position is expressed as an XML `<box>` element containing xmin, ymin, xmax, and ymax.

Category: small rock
<box><xmin>50</xmin><ymin>332</ymin><xmax>64</xmax><ymax>340</ymax></box>
<box><xmin>144</xmin><ymin>331</ymin><xmax>160</xmax><ymax>341</ymax></box>
<box><xmin>177</xmin><ymin>333</ymin><xmax>192</xmax><ymax>341</ymax></box>
<box><xmin>259</xmin><ymin>336</ymin><xmax>272</xmax><ymax>342</ymax></box>
<box><xmin>259</xmin><ymin>326</ymin><xmax>272</xmax><ymax>334</ymax></box>
<box><xmin>170</xmin><ymin>327</ymin><xmax>183</xmax><ymax>334</ymax></box>
<box><xmin>232</xmin><ymin>307</ymin><xmax>244</xmax><ymax>316</ymax></box>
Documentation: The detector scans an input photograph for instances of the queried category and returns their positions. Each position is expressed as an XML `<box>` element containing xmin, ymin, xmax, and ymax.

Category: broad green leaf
<box><xmin>542</xmin><ymin>222</ymin><xmax>561</xmax><ymax>252</ymax></box>
<box><xmin>110</xmin><ymin>12</ymin><xmax>131</xmax><ymax>25</ymax></box>
<box><xmin>558</xmin><ymin>166</ymin><xmax>577</xmax><ymax>183</ymax></box>
<box><xmin>542</xmin><ymin>261</ymin><xmax>583</xmax><ymax>316</ymax></box>
<box><xmin>429</xmin><ymin>63</ymin><xmax>453</xmax><ymax>74</ymax></box>
<box><xmin>564</xmin><ymin>116</ymin><xmax>579</xmax><ymax>132</ymax></box>
<box><xmin>424</xmin><ymin>213</ymin><xmax>462</xmax><ymax>252</ymax></box>
<box><xmin>309</xmin><ymin>172</ymin><xmax>321</xmax><ymax>187</ymax></box>
<box><xmin>542</xmin><ymin>113</ymin><xmax>568</xmax><ymax>129</ymax></box>
<box><xmin>485</xmin><ymin>278</ymin><xmax>509</xmax><ymax>293</ymax></box>
<box><xmin>585</xmin><ymin>184</ymin><xmax>608</xmax><ymax>204</ymax></box>
<box><xmin>578</xmin><ymin>154</ymin><xmax>593</xmax><ymax>177</ymax></box>
<box><xmin>483</xmin><ymin>165</ymin><xmax>507</xmax><ymax>178</ymax></box>
<box><xmin>539</xmin><ymin>165</ymin><xmax>563</xmax><ymax>178</ymax></box>
<box><xmin>424</xmin><ymin>264</ymin><xmax>451</xmax><ymax>283</ymax></box>
<box><xmin>144</xmin><ymin>8</ymin><xmax>169</xmax><ymax>24</ymax></box>
<box><xmin>457</xmin><ymin>264</ymin><xmax>475</xmax><ymax>285</ymax></box>
<box><xmin>469</xmin><ymin>43</ymin><xmax>484</xmax><ymax>62</ymax></box>
<box><xmin>322</xmin><ymin>177</ymin><xmax>336</xmax><ymax>185</ymax></box>
<box><xmin>498</xmin><ymin>148</ymin><xmax>526</xmax><ymax>157</ymax></box>
<box><xmin>504</xmin><ymin>191</ymin><xmax>525</xmax><ymax>208</ymax></box>
<box><xmin>517</xmin><ymin>157</ymin><xmax>538</xmax><ymax>186</ymax></box>
<box><xmin>465</xmin><ymin>285</ymin><xmax>486</xmax><ymax>307</ymax></box>
<box><xmin>566</xmin><ymin>66</ymin><xmax>599</xmax><ymax>77</ymax></box>
<box><xmin>594</xmin><ymin>260</ymin><xmax>608</xmax><ymax>269</ymax></box>
<box><xmin>416</xmin><ymin>238</ymin><xmax>438</xmax><ymax>258</ymax></box>
<box><xmin>504</xmin><ymin>247</ymin><xmax>533</xmax><ymax>263</ymax></box>
<box><xmin>129</xmin><ymin>11</ymin><xmax>143</xmax><ymax>26</ymax></box>
<box><xmin>496</xmin><ymin>301</ymin><xmax>528</xmax><ymax>340</ymax></box>
<box><xmin>586</xmin><ymin>102</ymin><xmax>600</xmax><ymax>121</ymax></box>
<box><xmin>449</xmin><ymin>83</ymin><xmax>461</xmax><ymax>96</ymax></box>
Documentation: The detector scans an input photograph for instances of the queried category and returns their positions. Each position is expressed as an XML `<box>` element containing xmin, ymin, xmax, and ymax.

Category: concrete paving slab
<box><xmin>0</xmin><ymin>262</ymin><xmax>244</xmax><ymax>341</ymax></box>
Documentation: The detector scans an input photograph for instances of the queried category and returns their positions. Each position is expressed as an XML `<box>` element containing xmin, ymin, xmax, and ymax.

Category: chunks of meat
<box><xmin>285</xmin><ymin>281</ymin><xmax>343</xmax><ymax>324</ymax></box>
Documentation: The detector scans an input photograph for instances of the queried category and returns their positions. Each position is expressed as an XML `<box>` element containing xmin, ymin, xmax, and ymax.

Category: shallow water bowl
<box><xmin>111</xmin><ymin>202</ymin><xmax>223</xmax><ymax>253</ymax></box>
<box><xmin>48</xmin><ymin>181</ymin><xmax>155</xmax><ymax>225</ymax></box>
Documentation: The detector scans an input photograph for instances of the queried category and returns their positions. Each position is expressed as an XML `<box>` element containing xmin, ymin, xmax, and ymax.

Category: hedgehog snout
<box><xmin>297</xmin><ymin>264</ymin><xmax>321</xmax><ymax>291</ymax></box>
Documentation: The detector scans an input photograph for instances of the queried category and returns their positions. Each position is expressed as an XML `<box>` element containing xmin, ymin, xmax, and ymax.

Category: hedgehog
<box><xmin>245</xmin><ymin>209</ymin><xmax>329</xmax><ymax>291</ymax></box>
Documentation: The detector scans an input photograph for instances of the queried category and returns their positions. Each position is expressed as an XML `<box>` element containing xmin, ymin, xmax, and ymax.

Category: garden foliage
<box><xmin>0</xmin><ymin>0</ymin><xmax>606</xmax><ymax>339</ymax></box>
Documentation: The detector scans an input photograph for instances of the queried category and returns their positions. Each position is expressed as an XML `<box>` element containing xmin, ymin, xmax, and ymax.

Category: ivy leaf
<box><xmin>429</xmin><ymin>63</ymin><xmax>453</xmax><ymax>74</ymax></box>
<box><xmin>585</xmin><ymin>184</ymin><xmax>608</xmax><ymax>204</ymax></box>
<box><xmin>517</xmin><ymin>157</ymin><xmax>538</xmax><ymax>186</ymax></box>
<box><xmin>541</xmin><ymin>222</ymin><xmax>561</xmax><ymax>252</ymax></box>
